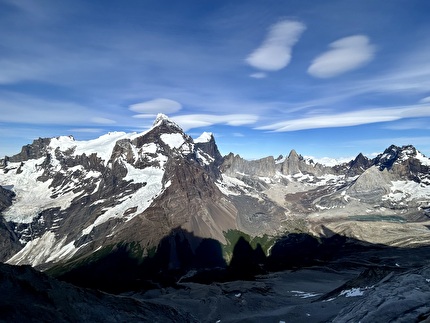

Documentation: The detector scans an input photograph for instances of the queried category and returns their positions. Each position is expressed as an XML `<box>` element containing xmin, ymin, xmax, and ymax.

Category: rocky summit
<box><xmin>1</xmin><ymin>114</ymin><xmax>430</xmax><ymax>321</ymax></box>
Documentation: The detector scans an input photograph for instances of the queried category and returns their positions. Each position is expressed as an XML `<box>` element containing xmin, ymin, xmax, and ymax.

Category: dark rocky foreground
<box><xmin>2</xmin><ymin>242</ymin><xmax>430</xmax><ymax>322</ymax></box>
<box><xmin>0</xmin><ymin>263</ymin><xmax>195</xmax><ymax>322</ymax></box>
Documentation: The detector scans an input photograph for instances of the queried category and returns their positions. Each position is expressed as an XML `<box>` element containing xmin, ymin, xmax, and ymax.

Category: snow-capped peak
<box><xmin>151</xmin><ymin>113</ymin><xmax>184</xmax><ymax>133</ymax></box>
<box><xmin>153</xmin><ymin>113</ymin><xmax>170</xmax><ymax>126</ymax></box>
<box><xmin>194</xmin><ymin>132</ymin><xmax>213</xmax><ymax>144</ymax></box>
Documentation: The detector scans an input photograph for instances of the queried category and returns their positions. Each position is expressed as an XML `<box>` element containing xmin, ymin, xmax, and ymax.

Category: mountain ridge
<box><xmin>1</xmin><ymin>114</ymin><xmax>430</xmax><ymax>272</ymax></box>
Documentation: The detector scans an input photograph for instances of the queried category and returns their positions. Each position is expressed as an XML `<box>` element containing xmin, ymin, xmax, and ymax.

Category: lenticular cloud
<box><xmin>246</xmin><ymin>20</ymin><xmax>306</xmax><ymax>71</ymax></box>
<box><xmin>129</xmin><ymin>98</ymin><xmax>182</xmax><ymax>114</ymax></box>
<box><xmin>308</xmin><ymin>35</ymin><xmax>375</xmax><ymax>78</ymax></box>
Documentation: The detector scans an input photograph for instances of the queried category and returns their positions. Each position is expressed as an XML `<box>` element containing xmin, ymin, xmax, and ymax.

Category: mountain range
<box><xmin>1</xmin><ymin>114</ymin><xmax>430</xmax><ymax>321</ymax></box>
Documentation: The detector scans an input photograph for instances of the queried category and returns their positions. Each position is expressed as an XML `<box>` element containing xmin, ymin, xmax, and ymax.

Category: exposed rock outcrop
<box><xmin>221</xmin><ymin>153</ymin><xmax>277</xmax><ymax>177</ymax></box>
<box><xmin>347</xmin><ymin>166</ymin><xmax>393</xmax><ymax>202</ymax></box>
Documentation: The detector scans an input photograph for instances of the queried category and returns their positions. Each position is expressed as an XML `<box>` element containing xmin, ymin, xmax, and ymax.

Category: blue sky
<box><xmin>1</xmin><ymin>0</ymin><xmax>430</xmax><ymax>161</ymax></box>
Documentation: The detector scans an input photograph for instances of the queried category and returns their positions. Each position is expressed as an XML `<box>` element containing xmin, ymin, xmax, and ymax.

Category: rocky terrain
<box><xmin>2</xmin><ymin>244</ymin><xmax>430</xmax><ymax>322</ymax></box>
<box><xmin>1</xmin><ymin>114</ymin><xmax>430</xmax><ymax>321</ymax></box>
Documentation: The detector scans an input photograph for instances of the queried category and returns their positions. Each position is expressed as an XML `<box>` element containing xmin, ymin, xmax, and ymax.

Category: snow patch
<box><xmin>304</xmin><ymin>155</ymin><xmax>354</xmax><ymax>166</ymax></box>
<box><xmin>141</xmin><ymin>143</ymin><xmax>158</xmax><ymax>154</ymax></box>
<box><xmin>290</xmin><ymin>290</ymin><xmax>320</xmax><ymax>298</ymax></box>
<box><xmin>196</xmin><ymin>150</ymin><xmax>214</xmax><ymax>165</ymax></box>
<box><xmin>160</xmin><ymin>133</ymin><xmax>185</xmax><ymax>149</ymax></box>
<box><xmin>416</xmin><ymin>151</ymin><xmax>430</xmax><ymax>166</ymax></box>
<box><xmin>216</xmin><ymin>175</ymin><xmax>253</xmax><ymax>196</ymax></box>
<box><xmin>82</xmin><ymin>163</ymin><xmax>166</xmax><ymax>235</ymax></box>
<box><xmin>50</xmin><ymin>132</ymin><xmax>137</xmax><ymax>166</ymax></box>
<box><xmin>1</xmin><ymin>159</ymin><xmax>79</xmax><ymax>223</ymax></box>
<box><xmin>340</xmin><ymin>287</ymin><xmax>365</xmax><ymax>297</ymax></box>
<box><xmin>6</xmin><ymin>231</ymin><xmax>78</xmax><ymax>266</ymax></box>
<box><xmin>383</xmin><ymin>180</ymin><xmax>430</xmax><ymax>202</ymax></box>
<box><xmin>194</xmin><ymin>132</ymin><xmax>213</xmax><ymax>143</ymax></box>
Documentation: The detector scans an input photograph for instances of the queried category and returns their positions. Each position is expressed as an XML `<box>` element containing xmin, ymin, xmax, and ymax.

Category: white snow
<box><xmin>1</xmin><ymin>159</ymin><xmax>79</xmax><ymax>223</ymax></box>
<box><xmin>340</xmin><ymin>287</ymin><xmax>365</xmax><ymax>297</ymax></box>
<box><xmin>286</xmin><ymin>172</ymin><xmax>346</xmax><ymax>187</ymax></box>
<box><xmin>258</xmin><ymin>176</ymin><xmax>273</xmax><ymax>184</ymax></box>
<box><xmin>383</xmin><ymin>180</ymin><xmax>430</xmax><ymax>202</ymax></box>
<box><xmin>275</xmin><ymin>156</ymin><xmax>286</xmax><ymax>164</ymax></box>
<box><xmin>194</xmin><ymin>132</ymin><xmax>213</xmax><ymax>143</ymax></box>
<box><xmin>290</xmin><ymin>290</ymin><xmax>320</xmax><ymax>298</ymax></box>
<box><xmin>416</xmin><ymin>151</ymin><xmax>430</xmax><ymax>166</ymax></box>
<box><xmin>82</xmin><ymin>162</ymin><xmax>166</xmax><ymax>235</ymax></box>
<box><xmin>196</xmin><ymin>150</ymin><xmax>214</xmax><ymax>165</ymax></box>
<box><xmin>6</xmin><ymin>231</ymin><xmax>78</xmax><ymax>266</ymax></box>
<box><xmin>304</xmin><ymin>155</ymin><xmax>354</xmax><ymax>166</ymax></box>
<box><xmin>50</xmin><ymin>132</ymin><xmax>138</xmax><ymax>166</ymax></box>
<box><xmin>160</xmin><ymin>133</ymin><xmax>185</xmax><ymax>149</ymax></box>
<box><xmin>216</xmin><ymin>175</ymin><xmax>253</xmax><ymax>196</ymax></box>
<box><xmin>141</xmin><ymin>142</ymin><xmax>158</xmax><ymax>154</ymax></box>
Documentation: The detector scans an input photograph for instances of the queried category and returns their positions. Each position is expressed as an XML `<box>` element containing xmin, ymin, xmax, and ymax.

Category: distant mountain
<box><xmin>1</xmin><ymin>114</ymin><xmax>430</xmax><ymax>276</ymax></box>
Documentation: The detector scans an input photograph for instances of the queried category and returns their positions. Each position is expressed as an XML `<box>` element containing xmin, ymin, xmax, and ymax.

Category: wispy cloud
<box><xmin>249</xmin><ymin>72</ymin><xmax>267</xmax><ymax>79</ymax></box>
<box><xmin>0</xmin><ymin>91</ymin><xmax>114</xmax><ymax>125</ymax></box>
<box><xmin>420</xmin><ymin>96</ymin><xmax>430</xmax><ymax>103</ymax></box>
<box><xmin>68</xmin><ymin>128</ymin><xmax>104</xmax><ymax>133</ymax></box>
<box><xmin>256</xmin><ymin>104</ymin><xmax>430</xmax><ymax>132</ymax></box>
<box><xmin>352</xmin><ymin>136</ymin><xmax>430</xmax><ymax>151</ymax></box>
<box><xmin>91</xmin><ymin>117</ymin><xmax>116</xmax><ymax>124</ymax></box>
<box><xmin>383</xmin><ymin>119</ymin><xmax>430</xmax><ymax>130</ymax></box>
<box><xmin>129</xmin><ymin>98</ymin><xmax>182</xmax><ymax>115</ymax></box>
<box><xmin>308</xmin><ymin>35</ymin><xmax>375</xmax><ymax>78</ymax></box>
<box><xmin>245</xmin><ymin>20</ymin><xmax>306</xmax><ymax>72</ymax></box>
<box><xmin>171</xmin><ymin>114</ymin><xmax>259</xmax><ymax>131</ymax></box>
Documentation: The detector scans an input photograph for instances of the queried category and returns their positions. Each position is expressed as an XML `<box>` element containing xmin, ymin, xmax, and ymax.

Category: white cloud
<box><xmin>256</xmin><ymin>104</ymin><xmax>430</xmax><ymax>132</ymax></box>
<box><xmin>245</xmin><ymin>20</ymin><xmax>306</xmax><ymax>71</ymax></box>
<box><xmin>308</xmin><ymin>35</ymin><xmax>375</xmax><ymax>78</ymax></box>
<box><xmin>132</xmin><ymin>114</ymin><xmax>157</xmax><ymax>119</ymax></box>
<box><xmin>0</xmin><ymin>92</ymin><xmax>105</xmax><ymax>125</ymax></box>
<box><xmin>353</xmin><ymin>137</ymin><xmax>430</xmax><ymax>152</ymax></box>
<box><xmin>171</xmin><ymin>114</ymin><xmax>258</xmax><ymax>131</ymax></box>
<box><xmin>420</xmin><ymin>96</ymin><xmax>430</xmax><ymax>103</ymax></box>
<box><xmin>68</xmin><ymin>128</ymin><xmax>104</xmax><ymax>133</ymax></box>
<box><xmin>91</xmin><ymin>117</ymin><xmax>116</xmax><ymax>124</ymax></box>
<box><xmin>129</xmin><ymin>98</ymin><xmax>182</xmax><ymax>114</ymax></box>
<box><xmin>250</xmin><ymin>72</ymin><xmax>267</xmax><ymax>79</ymax></box>
<box><xmin>383</xmin><ymin>119</ymin><xmax>430</xmax><ymax>130</ymax></box>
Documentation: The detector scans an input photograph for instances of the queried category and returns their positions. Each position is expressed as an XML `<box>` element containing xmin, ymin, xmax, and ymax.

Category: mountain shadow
<box><xmin>227</xmin><ymin>236</ymin><xmax>266</xmax><ymax>280</ymax></box>
<box><xmin>53</xmin><ymin>227</ymin><xmax>227</xmax><ymax>293</ymax></box>
<box><xmin>51</xmin><ymin>225</ymin><xmax>430</xmax><ymax>293</ymax></box>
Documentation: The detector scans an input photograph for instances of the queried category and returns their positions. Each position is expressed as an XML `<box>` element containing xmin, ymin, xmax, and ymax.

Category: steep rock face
<box><xmin>194</xmin><ymin>132</ymin><xmax>223</xmax><ymax>179</ymax></box>
<box><xmin>347</xmin><ymin>166</ymin><xmax>393</xmax><ymax>202</ymax></box>
<box><xmin>194</xmin><ymin>132</ymin><xmax>223</xmax><ymax>164</ymax></box>
<box><xmin>111</xmin><ymin>156</ymin><xmax>238</xmax><ymax>247</ymax></box>
<box><xmin>0</xmin><ymin>217</ymin><xmax>21</xmax><ymax>262</ymax></box>
<box><xmin>0</xmin><ymin>114</ymin><xmax>236</xmax><ymax>269</ymax></box>
<box><xmin>379</xmin><ymin>145</ymin><xmax>430</xmax><ymax>182</ymax></box>
<box><xmin>346</xmin><ymin>153</ymin><xmax>372</xmax><ymax>177</ymax></box>
<box><xmin>0</xmin><ymin>185</ymin><xmax>15</xmax><ymax>212</ymax></box>
<box><xmin>279</xmin><ymin>150</ymin><xmax>330</xmax><ymax>176</ymax></box>
<box><xmin>5</xmin><ymin>137</ymin><xmax>52</xmax><ymax>163</ymax></box>
<box><xmin>221</xmin><ymin>153</ymin><xmax>277</xmax><ymax>177</ymax></box>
